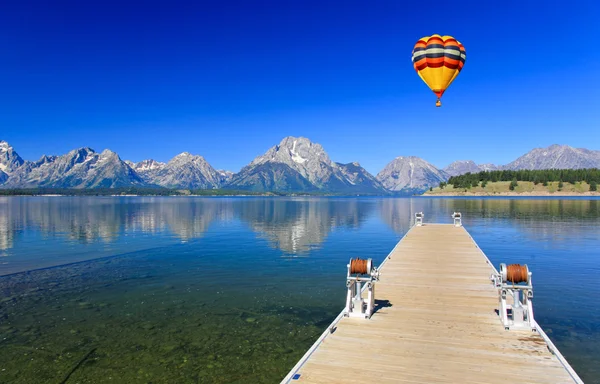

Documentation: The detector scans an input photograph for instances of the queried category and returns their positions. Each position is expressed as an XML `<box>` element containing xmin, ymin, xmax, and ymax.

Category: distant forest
<box><xmin>444</xmin><ymin>169</ymin><xmax>600</xmax><ymax>190</ymax></box>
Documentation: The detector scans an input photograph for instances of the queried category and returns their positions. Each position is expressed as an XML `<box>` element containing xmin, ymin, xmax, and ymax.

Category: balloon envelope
<box><xmin>412</xmin><ymin>35</ymin><xmax>466</xmax><ymax>105</ymax></box>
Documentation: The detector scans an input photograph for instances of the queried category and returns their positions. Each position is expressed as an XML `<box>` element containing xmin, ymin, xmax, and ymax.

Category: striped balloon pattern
<box><xmin>412</xmin><ymin>34</ymin><xmax>466</xmax><ymax>106</ymax></box>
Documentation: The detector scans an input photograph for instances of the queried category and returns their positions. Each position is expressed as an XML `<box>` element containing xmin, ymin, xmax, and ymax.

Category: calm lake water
<box><xmin>0</xmin><ymin>196</ymin><xmax>599</xmax><ymax>383</ymax></box>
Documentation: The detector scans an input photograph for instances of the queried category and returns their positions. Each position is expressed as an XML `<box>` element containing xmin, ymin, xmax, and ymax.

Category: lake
<box><xmin>0</xmin><ymin>196</ymin><xmax>599</xmax><ymax>383</ymax></box>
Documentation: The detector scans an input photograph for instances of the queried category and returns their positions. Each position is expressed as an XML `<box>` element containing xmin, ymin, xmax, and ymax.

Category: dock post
<box><xmin>415</xmin><ymin>212</ymin><xmax>424</xmax><ymax>226</ymax></box>
<box><xmin>452</xmin><ymin>212</ymin><xmax>462</xmax><ymax>227</ymax></box>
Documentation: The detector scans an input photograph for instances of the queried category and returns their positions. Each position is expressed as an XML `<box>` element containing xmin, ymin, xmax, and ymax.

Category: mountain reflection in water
<box><xmin>0</xmin><ymin>197</ymin><xmax>599</xmax><ymax>272</ymax></box>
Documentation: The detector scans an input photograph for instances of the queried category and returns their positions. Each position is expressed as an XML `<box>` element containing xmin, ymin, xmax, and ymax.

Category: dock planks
<box><xmin>282</xmin><ymin>224</ymin><xmax>580</xmax><ymax>384</ymax></box>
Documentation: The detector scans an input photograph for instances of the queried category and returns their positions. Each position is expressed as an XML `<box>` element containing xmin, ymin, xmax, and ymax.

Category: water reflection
<box><xmin>125</xmin><ymin>198</ymin><xmax>234</xmax><ymax>241</ymax></box>
<box><xmin>0</xmin><ymin>197</ymin><xmax>229</xmax><ymax>250</ymax></box>
<box><xmin>0</xmin><ymin>197</ymin><xmax>378</xmax><ymax>267</ymax></box>
<box><xmin>0</xmin><ymin>197</ymin><xmax>598</xmax><ymax>262</ymax></box>
<box><xmin>237</xmin><ymin>199</ymin><xmax>373</xmax><ymax>254</ymax></box>
<box><xmin>378</xmin><ymin>198</ymin><xmax>424</xmax><ymax>234</ymax></box>
<box><xmin>377</xmin><ymin>197</ymin><xmax>599</xmax><ymax>237</ymax></box>
<box><xmin>443</xmin><ymin>199</ymin><xmax>600</xmax><ymax>244</ymax></box>
<box><xmin>0</xmin><ymin>211</ymin><xmax>12</xmax><ymax>254</ymax></box>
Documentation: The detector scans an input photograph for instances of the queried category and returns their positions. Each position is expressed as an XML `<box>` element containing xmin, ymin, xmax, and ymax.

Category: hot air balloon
<box><xmin>411</xmin><ymin>34</ymin><xmax>466</xmax><ymax>107</ymax></box>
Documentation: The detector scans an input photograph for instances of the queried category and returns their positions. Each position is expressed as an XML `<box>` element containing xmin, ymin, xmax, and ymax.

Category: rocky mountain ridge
<box><xmin>2</xmin><ymin>146</ymin><xmax>145</xmax><ymax>188</ymax></box>
<box><xmin>376</xmin><ymin>156</ymin><xmax>448</xmax><ymax>193</ymax></box>
<box><xmin>500</xmin><ymin>144</ymin><xmax>600</xmax><ymax>171</ymax></box>
<box><xmin>129</xmin><ymin>153</ymin><xmax>221</xmax><ymax>190</ymax></box>
<box><xmin>443</xmin><ymin>160</ymin><xmax>486</xmax><ymax>177</ymax></box>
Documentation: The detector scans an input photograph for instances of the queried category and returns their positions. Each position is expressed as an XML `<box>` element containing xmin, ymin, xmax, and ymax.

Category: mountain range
<box><xmin>1</xmin><ymin>138</ymin><xmax>599</xmax><ymax>194</ymax></box>
<box><xmin>441</xmin><ymin>145</ymin><xmax>600</xmax><ymax>177</ymax></box>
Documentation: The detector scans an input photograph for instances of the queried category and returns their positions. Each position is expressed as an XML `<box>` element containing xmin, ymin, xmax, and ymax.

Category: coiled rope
<box><xmin>350</xmin><ymin>258</ymin><xmax>369</xmax><ymax>275</ymax></box>
<box><xmin>506</xmin><ymin>264</ymin><xmax>528</xmax><ymax>284</ymax></box>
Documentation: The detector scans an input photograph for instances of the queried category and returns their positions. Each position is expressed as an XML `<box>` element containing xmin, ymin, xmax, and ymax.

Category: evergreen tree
<box><xmin>509</xmin><ymin>179</ymin><xmax>518</xmax><ymax>190</ymax></box>
<box><xmin>590</xmin><ymin>181</ymin><xmax>597</xmax><ymax>191</ymax></box>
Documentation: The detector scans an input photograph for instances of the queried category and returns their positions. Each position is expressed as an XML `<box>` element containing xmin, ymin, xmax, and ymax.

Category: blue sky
<box><xmin>1</xmin><ymin>0</ymin><xmax>599</xmax><ymax>174</ymax></box>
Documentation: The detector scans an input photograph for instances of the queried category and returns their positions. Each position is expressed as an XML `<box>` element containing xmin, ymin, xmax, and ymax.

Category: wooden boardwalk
<box><xmin>282</xmin><ymin>223</ymin><xmax>582</xmax><ymax>384</ymax></box>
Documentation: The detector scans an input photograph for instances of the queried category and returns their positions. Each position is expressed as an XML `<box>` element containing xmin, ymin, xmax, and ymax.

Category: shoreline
<box><xmin>0</xmin><ymin>193</ymin><xmax>391</xmax><ymax>198</ymax></box>
<box><xmin>423</xmin><ymin>191</ymin><xmax>600</xmax><ymax>197</ymax></box>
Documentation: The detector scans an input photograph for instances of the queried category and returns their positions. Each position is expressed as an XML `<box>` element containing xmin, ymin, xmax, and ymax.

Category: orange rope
<box><xmin>506</xmin><ymin>264</ymin><xmax>528</xmax><ymax>283</ymax></box>
<box><xmin>350</xmin><ymin>258</ymin><xmax>369</xmax><ymax>275</ymax></box>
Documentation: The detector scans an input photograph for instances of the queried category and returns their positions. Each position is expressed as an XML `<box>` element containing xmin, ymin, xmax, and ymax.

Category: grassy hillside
<box><xmin>425</xmin><ymin>181</ymin><xmax>600</xmax><ymax>196</ymax></box>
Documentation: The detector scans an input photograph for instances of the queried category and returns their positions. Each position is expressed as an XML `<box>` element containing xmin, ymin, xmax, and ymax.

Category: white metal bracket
<box><xmin>415</xmin><ymin>212</ymin><xmax>424</xmax><ymax>226</ymax></box>
<box><xmin>452</xmin><ymin>212</ymin><xmax>462</xmax><ymax>227</ymax></box>
<box><xmin>344</xmin><ymin>259</ymin><xmax>380</xmax><ymax>319</ymax></box>
<box><xmin>491</xmin><ymin>263</ymin><xmax>536</xmax><ymax>331</ymax></box>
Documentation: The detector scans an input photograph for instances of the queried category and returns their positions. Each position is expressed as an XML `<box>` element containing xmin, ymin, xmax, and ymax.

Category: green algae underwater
<box><xmin>0</xmin><ymin>246</ymin><xmax>343</xmax><ymax>383</ymax></box>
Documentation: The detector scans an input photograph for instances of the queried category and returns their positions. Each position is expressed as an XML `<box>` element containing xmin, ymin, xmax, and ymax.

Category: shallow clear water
<box><xmin>0</xmin><ymin>196</ymin><xmax>598</xmax><ymax>383</ymax></box>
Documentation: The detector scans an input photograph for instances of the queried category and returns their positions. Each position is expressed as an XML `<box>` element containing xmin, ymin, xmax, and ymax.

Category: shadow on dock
<box><xmin>372</xmin><ymin>299</ymin><xmax>392</xmax><ymax>315</ymax></box>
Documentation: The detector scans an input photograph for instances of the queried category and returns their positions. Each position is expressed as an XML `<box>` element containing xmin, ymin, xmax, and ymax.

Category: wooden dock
<box><xmin>281</xmin><ymin>223</ymin><xmax>583</xmax><ymax>384</ymax></box>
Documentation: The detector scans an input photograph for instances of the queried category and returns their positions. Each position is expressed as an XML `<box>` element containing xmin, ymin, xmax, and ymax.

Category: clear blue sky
<box><xmin>1</xmin><ymin>0</ymin><xmax>599</xmax><ymax>174</ymax></box>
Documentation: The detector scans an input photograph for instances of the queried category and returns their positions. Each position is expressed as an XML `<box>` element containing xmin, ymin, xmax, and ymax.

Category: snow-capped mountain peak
<box><xmin>129</xmin><ymin>159</ymin><xmax>166</xmax><ymax>172</ymax></box>
<box><xmin>0</xmin><ymin>141</ymin><xmax>11</xmax><ymax>151</ymax></box>
<box><xmin>247</xmin><ymin>136</ymin><xmax>335</xmax><ymax>185</ymax></box>
<box><xmin>228</xmin><ymin>136</ymin><xmax>384</xmax><ymax>193</ymax></box>
<box><xmin>173</xmin><ymin>152</ymin><xmax>194</xmax><ymax>159</ymax></box>
<box><xmin>217</xmin><ymin>169</ymin><xmax>234</xmax><ymax>184</ymax></box>
<box><xmin>0</xmin><ymin>140</ymin><xmax>25</xmax><ymax>174</ymax></box>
